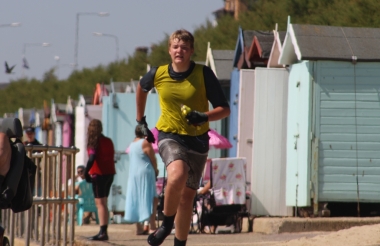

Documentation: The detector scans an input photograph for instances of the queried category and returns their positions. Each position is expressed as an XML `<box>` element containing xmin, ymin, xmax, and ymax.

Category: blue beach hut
<box><xmin>229</xmin><ymin>28</ymin><xmax>271</xmax><ymax>157</ymax></box>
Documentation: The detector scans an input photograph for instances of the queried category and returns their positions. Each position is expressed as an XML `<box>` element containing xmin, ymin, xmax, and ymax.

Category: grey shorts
<box><xmin>158</xmin><ymin>139</ymin><xmax>208</xmax><ymax>190</ymax></box>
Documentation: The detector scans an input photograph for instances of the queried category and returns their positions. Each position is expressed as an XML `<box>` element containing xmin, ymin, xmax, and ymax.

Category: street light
<box><xmin>54</xmin><ymin>56</ymin><xmax>60</xmax><ymax>78</ymax></box>
<box><xmin>0</xmin><ymin>22</ymin><xmax>21</xmax><ymax>28</ymax></box>
<box><xmin>93</xmin><ymin>32</ymin><xmax>119</xmax><ymax>61</ymax></box>
<box><xmin>22</xmin><ymin>42</ymin><xmax>51</xmax><ymax>76</ymax></box>
<box><xmin>74</xmin><ymin>12</ymin><xmax>109</xmax><ymax>69</ymax></box>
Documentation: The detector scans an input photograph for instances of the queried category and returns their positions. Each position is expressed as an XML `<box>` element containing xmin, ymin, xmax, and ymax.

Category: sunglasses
<box><xmin>77</xmin><ymin>170</ymin><xmax>84</xmax><ymax>174</ymax></box>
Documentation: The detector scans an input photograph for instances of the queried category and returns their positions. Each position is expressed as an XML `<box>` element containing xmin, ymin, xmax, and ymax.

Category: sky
<box><xmin>0</xmin><ymin>0</ymin><xmax>223</xmax><ymax>83</ymax></box>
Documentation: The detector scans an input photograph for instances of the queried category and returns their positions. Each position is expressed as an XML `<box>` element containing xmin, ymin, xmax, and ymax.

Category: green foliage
<box><xmin>148</xmin><ymin>37</ymin><xmax>172</xmax><ymax>67</ymax></box>
<box><xmin>2</xmin><ymin>0</ymin><xmax>380</xmax><ymax>115</ymax></box>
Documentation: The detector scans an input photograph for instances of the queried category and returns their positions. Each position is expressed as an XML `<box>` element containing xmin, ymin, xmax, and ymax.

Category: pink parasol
<box><xmin>208</xmin><ymin>128</ymin><xmax>232</xmax><ymax>149</ymax></box>
<box><xmin>126</xmin><ymin>127</ymin><xmax>232</xmax><ymax>154</ymax></box>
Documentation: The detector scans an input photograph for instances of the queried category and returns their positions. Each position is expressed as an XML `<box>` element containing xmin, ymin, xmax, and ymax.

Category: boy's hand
<box><xmin>137</xmin><ymin>116</ymin><xmax>155</xmax><ymax>143</ymax></box>
<box><xmin>185</xmin><ymin>110</ymin><xmax>208</xmax><ymax>126</ymax></box>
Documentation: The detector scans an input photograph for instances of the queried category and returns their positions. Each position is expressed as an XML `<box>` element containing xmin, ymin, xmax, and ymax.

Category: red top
<box><xmin>87</xmin><ymin>136</ymin><xmax>116</xmax><ymax>175</ymax></box>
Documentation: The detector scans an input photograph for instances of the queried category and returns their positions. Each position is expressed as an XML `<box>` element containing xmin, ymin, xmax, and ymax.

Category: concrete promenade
<box><xmin>12</xmin><ymin>217</ymin><xmax>380</xmax><ymax>245</ymax></box>
<box><xmin>72</xmin><ymin>218</ymin><xmax>327</xmax><ymax>246</ymax></box>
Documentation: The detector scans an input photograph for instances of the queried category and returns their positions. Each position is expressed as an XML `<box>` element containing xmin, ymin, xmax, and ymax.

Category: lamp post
<box><xmin>93</xmin><ymin>32</ymin><xmax>119</xmax><ymax>61</ymax></box>
<box><xmin>22</xmin><ymin>42</ymin><xmax>51</xmax><ymax>77</ymax></box>
<box><xmin>0</xmin><ymin>22</ymin><xmax>21</xmax><ymax>28</ymax></box>
<box><xmin>74</xmin><ymin>12</ymin><xmax>109</xmax><ymax>69</ymax></box>
<box><xmin>54</xmin><ymin>56</ymin><xmax>60</xmax><ymax>78</ymax></box>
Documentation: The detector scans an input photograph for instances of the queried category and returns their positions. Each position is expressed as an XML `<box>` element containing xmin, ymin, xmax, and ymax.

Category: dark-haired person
<box><xmin>124</xmin><ymin>125</ymin><xmax>159</xmax><ymax>235</ymax></box>
<box><xmin>23</xmin><ymin>126</ymin><xmax>42</xmax><ymax>146</ymax></box>
<box><xmin>69</xmin><ymin>165</ymin><xmax>93</xmax><ymax>224</ymax></box>
<box><xmin>84</xmin><ymin>119</ymin><xmax>116</xmax><ymax>241</ymax></box>
<box><xmin>23</xmin><ymin>126</ymin><xmax>42</xmax><ymax>196</ymax></box>
<box><xmin>136</xmin><ymin>29</ymin><xmax>230</xmax><ymax>246</ymax></box>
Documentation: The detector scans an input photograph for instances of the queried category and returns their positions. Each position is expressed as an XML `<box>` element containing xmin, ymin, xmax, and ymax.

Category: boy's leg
<box><xmin>147</xmin><ymin>160</ymin><xmax>188</xmax><ymax>245</ymax></box>
<box><xmin>163</xmin><ymin>160</ymin><xmax>189</xmax><ymax>216</ymax></box>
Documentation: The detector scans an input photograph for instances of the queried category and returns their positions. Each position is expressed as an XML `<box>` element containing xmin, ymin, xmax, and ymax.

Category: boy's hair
<box><xmin>168</xmin><ymin>29</ymin><xmax>194</xmax><ymax>49</ymax></box>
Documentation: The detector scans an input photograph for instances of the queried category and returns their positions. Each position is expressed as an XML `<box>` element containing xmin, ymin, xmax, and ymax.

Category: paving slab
<box><xmin>253</xmin><ymin>217</ymin><xmax>380</xmax><ymax>234</ymax></box>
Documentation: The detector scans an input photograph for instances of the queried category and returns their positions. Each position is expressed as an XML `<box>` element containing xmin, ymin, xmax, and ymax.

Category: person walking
<box><xmin>136</xmin><ymin>29</ymin><xmax>230</xmax><ymax>246</ymax></box>
<box><xmin>124</xmin><ymin>125</ymin><xmax>159</xmax><ymax>235</ymax></box>
<box><xmin>84</xmin><ymin>119</ymin><xmax>116</xmax><ymax>241</ymax></box>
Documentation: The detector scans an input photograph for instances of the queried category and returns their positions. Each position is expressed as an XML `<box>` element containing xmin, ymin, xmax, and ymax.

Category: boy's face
<box><xmin>169</xmin><ymin>38</ymin><xmax>194</xmax><ymax>65</ymax></box>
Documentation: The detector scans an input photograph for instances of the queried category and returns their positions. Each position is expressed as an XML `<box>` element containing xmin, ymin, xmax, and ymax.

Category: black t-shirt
<box><xmin>24</xmin><ymin>139</ymin><xmax>42</xmax><ymax>153</ymax></box>
<box><xmin>24</xmin><ymin>139</ymin><xmax>42</xmax><ymax>146</ymax></box>
<box><xmin>140</xmin><ymin>61</ymin><xmax>229</xmax><ymax>153</ymax></box>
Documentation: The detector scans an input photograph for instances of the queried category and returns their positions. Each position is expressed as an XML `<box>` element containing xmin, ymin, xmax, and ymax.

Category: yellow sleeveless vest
<box><xmin>154</xmin><ymin>64</ymin><xmax>209</xmax><ymax>136</ymax></box>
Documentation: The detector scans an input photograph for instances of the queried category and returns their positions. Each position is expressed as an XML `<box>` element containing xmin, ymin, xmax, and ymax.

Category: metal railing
<box><xmin>1</xmin><ymin>145</ymin><xmax>79</xmax><ymax>246</ymax></box>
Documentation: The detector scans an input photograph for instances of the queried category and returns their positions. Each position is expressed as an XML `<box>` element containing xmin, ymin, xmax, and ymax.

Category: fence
<box><xmin>1</xmin><ymin>145</ymin><xmax>79</xmax><ymax>246</ymax></box>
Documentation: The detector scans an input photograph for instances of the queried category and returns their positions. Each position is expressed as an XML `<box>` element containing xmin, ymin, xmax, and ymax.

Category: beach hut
<box><xmin>229</xmin><ymin>28</ymin><xmax>272</xmax><ymax>157</ymax></box>
<box><xmin>280</xmin><ymin>23</ymin><xmax>380</xmax><ymax>215</ymax></box>
<box><xmin>234</xmin><ymin>27</ymin><xmax>291</xmax><ymax>216</ymax></box>
<box><xmin>205</xmin><ymin>43</ymin><xmax>234</xmax><ymax>157</ymax></box>
<box><xmin>237</xmin><ymin>30</ymin><xmax>273</xmax><ymax>179</ymax></box>
<box><xmin>100</xmin><ymin>81</ymin><xmax>161</xmax><ymax>213</ymax></box>
<box><xmin>74</xmin><ymin>94</ymin><xmax>103</xmax><ymax>167</ymax></box>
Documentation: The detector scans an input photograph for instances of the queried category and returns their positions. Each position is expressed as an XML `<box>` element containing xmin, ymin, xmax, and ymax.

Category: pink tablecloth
<box><xmin>211</xmin><ymin>157</ymin><xmax>247</xmax><ymax>206</ymax></box>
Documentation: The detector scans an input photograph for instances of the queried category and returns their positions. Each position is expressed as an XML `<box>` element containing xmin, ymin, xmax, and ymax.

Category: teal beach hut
<box><xmin>280</xmin><ymin>23</ymin><xmax>380</xmax><ymax>215</ymax></box>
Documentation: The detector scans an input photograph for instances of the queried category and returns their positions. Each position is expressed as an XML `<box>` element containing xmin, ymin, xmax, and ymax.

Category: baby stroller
<box><xmin>0</xmin><ymin>118</ymin><xmax>37</xmax><ymax>246</ymax></box>
<box><xmin>199</xmin><ymin>157</ymin><xmax>250</xmax><ymax>234</ymax></box>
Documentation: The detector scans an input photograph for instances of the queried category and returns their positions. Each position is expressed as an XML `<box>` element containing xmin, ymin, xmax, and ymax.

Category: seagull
<box><xmin>22</xmin><ymin>57</ymin><xmax>29</xmax><ymax>69</ymax></box>
<box><xmin>5</xmin><ymin>61</ymin><xmax>16</xmax><ymax>74</ymax></box>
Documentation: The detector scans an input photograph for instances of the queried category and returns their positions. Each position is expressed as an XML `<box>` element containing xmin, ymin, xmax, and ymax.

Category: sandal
<box><xmin>136</xmin><ymin>230</ymin><xmax>149</xmax><ymax>235</ymax></box>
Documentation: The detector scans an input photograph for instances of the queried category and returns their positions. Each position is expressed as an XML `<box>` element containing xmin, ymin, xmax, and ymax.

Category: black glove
<box><xmin>185</xmin><ymin>111</ymin><xmax>209</xmax><ymax>126</ymax></box>
<box><xmin>136</xmin><ymin>116</ymin><xmax>155</xmax><ymax>143</ymax></box>
<box><xmin>84</xmin><ymin>170</ymin><xmax>92</xmax><ymax>183</ymax></box>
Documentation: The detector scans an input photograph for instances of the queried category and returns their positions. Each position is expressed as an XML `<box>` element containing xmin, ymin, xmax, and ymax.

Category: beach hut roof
<box><xmin>246</xmin><ymin>31</ymin><xmax>274</xmax><ymax>68</ymax></box>
<box><xmin>280</xmin><ymin>24</ymin><xmax>380</xmax><ymax>65</ymax></box>
<box><xmin>267</xmin><ymin>30</ymin><xmax>287</xmax><ymax>68</ymax></box>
